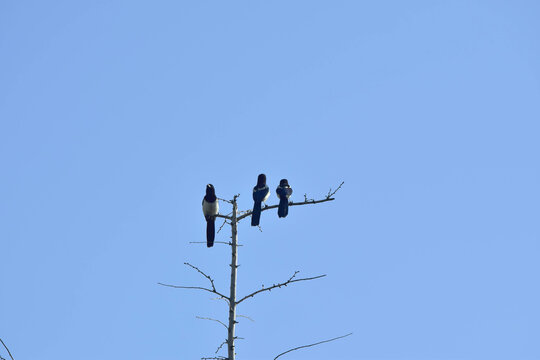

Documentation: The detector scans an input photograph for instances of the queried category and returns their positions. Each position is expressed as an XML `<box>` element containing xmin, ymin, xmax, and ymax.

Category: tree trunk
<box><xmin>227</xmin><ymin>196</ymin><xmax>238</xmax><ymax>360</ymax></box>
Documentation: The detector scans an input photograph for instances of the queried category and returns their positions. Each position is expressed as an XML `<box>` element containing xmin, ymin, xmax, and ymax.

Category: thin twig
<box><xmin>236</xmin><ymin>273</ymin><xmax>326</xmax><ymax>305</ymax></box>
<box><xmin>217</xmin><ymin>197</ymin><xmax>233</xmax><ymax>204</ymax></box>
<box><xmin>0</xmin><ymin>339</ymin><xmax>14</xmax><ymax>360</ymax></box>
<box><xmin>157</xmin><ymin>283</ymin><xmax>229</xmax><ymax>302</ymax></box>
<box><xmin>184</xmin><ymin>262</ymin><xmax>217</xmax><ymax>292</ymax></box>
<box><xmin>215</xmin><ymin>340</ymin><xmax>227</xmax><ymax>354</ymax></box>
<box><xmin>201</xmin><ymin>357</ymin><xmax>227</xmax><ymax>360</ymax></box>
<box><xmin>196</xmin><ymin>316</ymin><xmax>228</xmax><ymax>330</ymax></box>
<box><xmin>210</xmin><ymin>296</ymin><xmax>231</xmax><ymax>305</ymax></box>
<box><xmin>217</xmin><ymin>194</ymin><xmax>240</xmax><ymax>205</ymax></box>
<box><xmin>327</xmin><ymin>181</ymin><xmax>345</xmax><ymax>199</ymax></box>
<box><xmin>237</xmin><ymin>314</ymin><xmax>255</xmax><ymax>322</ymax></box>
<box><xmin>273</xmin><ymin>333</ymin><xmax>353</xmax><ymax>360</ymax></box>
<box><xmin>287</xmin><ymin>271</ymin><xmax>299</xmax><ymax>282</ymax></box>
<box><xmin>216</xmin><ymin>219</ymin><xmax>229</xmax><ymax>234</ymax></box>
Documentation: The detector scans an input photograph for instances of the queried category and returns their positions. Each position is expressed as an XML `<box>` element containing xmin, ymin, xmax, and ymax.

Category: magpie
<box><xmin>251</xmin><ymin>174</ymin><xmax>270</xmax><ymax>226</ymax></box>
<box><xmin>202</xmin><ymin>184</ymin><xmax>219</xmax><ymax>247</ymax></box>
<box><xmin>276</xmin><ymin>179</ymin><xmax>293</xmax><ymax>218</ymax></box>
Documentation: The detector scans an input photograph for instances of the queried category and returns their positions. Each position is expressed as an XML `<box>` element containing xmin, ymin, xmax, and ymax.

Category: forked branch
<box><xmin>158</xmin><ymin>263</ymin><xmax>228</xmax><ymax>301</ymax></box>
<box><xmin>273</xmin><ymin>332</ymin><xmax>353</xmax><ymax>360</ymax></box>
<box><xmin>326</xmin><ymin>181</ymin><xmax>344</xmax><ymax>199</ymax></box>
<box><xmin>236</xmin><ymin>272</ymin><xmax>326</xmax><ymax>305</ymax></box>
<box><xmin>184</xmin><ymin>262</ymin><xmax>217</xmax><ymax>292</ymax></box>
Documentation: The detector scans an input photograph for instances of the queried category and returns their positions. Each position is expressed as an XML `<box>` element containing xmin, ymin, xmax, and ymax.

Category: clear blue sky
<box><xmin>1</xmin><ymin>1</ymin><xmax>539</xmax><ymax>359</ymax></box>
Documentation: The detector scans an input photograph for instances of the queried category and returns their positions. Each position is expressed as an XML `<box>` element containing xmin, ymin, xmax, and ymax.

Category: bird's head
<box><xmin>257</xmin><ymin>174</ymin><xmax>266</xmax><ymax>187</ymax></box>
<box><xmin>206</xmin><ymin>184</ymin><xmax>215</xmax><ymax>197</ymax></box>
<box><xmin>279</xmin><ymin>179</ymin><xmax>289</xmax><ymax>187</ymax></box>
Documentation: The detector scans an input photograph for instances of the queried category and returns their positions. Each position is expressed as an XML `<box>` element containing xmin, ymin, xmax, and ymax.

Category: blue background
<box><xmin>1</xmin><ymin>1</ymin><xmax>539</xmax><ymax>359</ymax></box>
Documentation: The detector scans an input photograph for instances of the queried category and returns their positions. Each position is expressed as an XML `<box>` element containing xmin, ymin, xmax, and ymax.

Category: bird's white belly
<box><xmin>202</xmin><ymin>200</ymin><xmax>219</xmax><ymax>216</ymax></box>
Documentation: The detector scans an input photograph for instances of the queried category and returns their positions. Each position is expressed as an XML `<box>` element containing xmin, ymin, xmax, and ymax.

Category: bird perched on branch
<box><xmin>276</xmin><ymin>179</ymin><xmax>293</xmax><ymax>218</ymax></box>
<box><xmin>202</xmin><ymin>184</ymin><xmax>219</xmax><ymax>247</ymax></box>
<box><xmin>251</xmin><ymin>174</ymin><xmax>270</xmax><ymax>226</ymax></box>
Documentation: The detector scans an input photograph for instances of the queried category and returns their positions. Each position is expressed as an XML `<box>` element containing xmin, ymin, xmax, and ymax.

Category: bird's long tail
<box><xmin>251</xmin><ymin>201</ymin><xmax>262</xmax><ymax>226</ymax></box>
<box><xmin>278</xmin><ymin>198</ymin><xmax>289</xmax><ymax>218</ymax></box>
<box><xmin>206</xmin><ymin>218</ymin><xmax>215</xmax><ymax>247</ymax></box>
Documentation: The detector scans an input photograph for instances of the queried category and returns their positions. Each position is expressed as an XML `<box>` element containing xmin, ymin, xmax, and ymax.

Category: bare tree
<box><xmin>160</xmin><ymin>181</ymin><xmax>349</xmax><ymax>360</ymax></box>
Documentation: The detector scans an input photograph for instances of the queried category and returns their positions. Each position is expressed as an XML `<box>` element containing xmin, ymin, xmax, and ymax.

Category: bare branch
<box><xmin>327</xmin><ymin>181</ymin><xmax>345</xmax><ymax>199</ymax></box>
<box><xmin>215</xmin><ymin>340</ymin><xmax>227</xmax><ymax>354</ymax></box>
<box><xmin>217</xmin><ymin>197</ymin><xmax>233</xmax><ymax>204</ymax></box>
<box><xmin>157</xmin><ymin>283</ymin><xmax>229</xmax><ymax>302</ymax></box>
<box><xmin>287</xmin><ymin>271</ymin><xmax>299</xmax><ymax>282</ymax></box>
<box><xmin>0</xmin><ymin>339</ymin><xmax>14</xmax><ymax>360</ymax></box>
<box><xmin>217</xmin><ymin>194</ymin><xmax>240</xmax><ymax>205</ymax></box>
<box><xmin>216</xmin><ymin>219</ymin><xmax>229</xmax><ymax>234</ymax></box>
<box><xmin>236</xmin><ymin>198</ymin><xmax>335</xmax><ymax>221</ymax></box>
<box><xmin>210</xmin><ymin>296</ymin><xmax>231</xmax><ymax>305</ymax></box>
<box><xmin>237</xmin><ymin>314</ymin><xmax>255</xmax><ymax>322</ymax></box>
<box><xmin>273</xmin><ymin>333</ymin><xmax>353</xmax><ymax>360</ymax></box>
<box><xmin>236</xmin><ymin>272</ymin><xmax>326</xmax><ymax>305</ymax></box>
<box><xmin>184</xmin><ymin>262</ymin><xmax>217</xmax><ymax>292</ymax></box>
<box><xmin>236</xmin><ymin>185</ymin><xmax>341</xmax><ymax>222</ymax></box>
<box><xmin>216</xmin><ymin>214</ymin><xmax>232</xmax><ymax>220</ymax></box>
<box><xmin>201</xmin><ymin>356</ymin><xmax>227</xmax><ymax>360</ymax></box>
<box><xmin>196</xmin><ymin>316</ymin><xmax>228</xmax><ymax>330</ymax></box>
